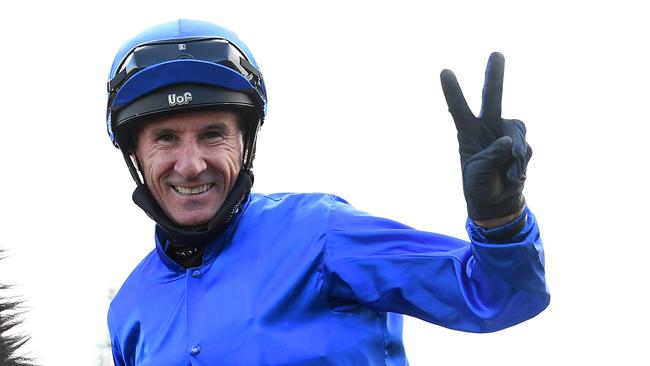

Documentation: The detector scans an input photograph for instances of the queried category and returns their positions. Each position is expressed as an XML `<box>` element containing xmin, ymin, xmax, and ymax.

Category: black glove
<box><xmin>440</xmin><ymin>52</ymin><xmax>532</xmax><ymax>221</ymax></box>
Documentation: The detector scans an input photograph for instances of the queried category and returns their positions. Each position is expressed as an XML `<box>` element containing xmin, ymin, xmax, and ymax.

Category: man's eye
<box><xmin>155</xmin><ymin>134</ymin><xmax>176</xmax><ymax>143</ymax></box>
<box><xmin>204</xmin><ymin>131</ymin><xmax>224</xmax><ymax>140</ymax></box>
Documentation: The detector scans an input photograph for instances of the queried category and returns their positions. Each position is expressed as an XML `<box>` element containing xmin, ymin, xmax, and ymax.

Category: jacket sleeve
<box><xmin>321</xmin><ymin>196</ymin><xmax>550</xmax><ymax>333</ymax></box>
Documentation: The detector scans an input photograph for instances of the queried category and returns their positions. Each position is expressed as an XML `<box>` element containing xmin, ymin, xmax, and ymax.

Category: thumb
<box><xmin>471</xmin><ymin>136</ymin><xmax>513</xmax><ymax>170</ymax></box>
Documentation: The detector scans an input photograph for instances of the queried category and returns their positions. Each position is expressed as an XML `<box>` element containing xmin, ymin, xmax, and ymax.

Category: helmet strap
<box><xmin>242</xmin><ymin>118</ymin><xmax>261</xmax><ymax>170</ymax></box>
<box><xmin>121</xmin><ymin>150</ymin><xmax>145</xmax><ymax>186</ymax></box>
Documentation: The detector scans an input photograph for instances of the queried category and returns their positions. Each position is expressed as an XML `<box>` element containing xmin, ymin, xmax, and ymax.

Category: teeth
<box><xmin>173</xmin><ymin>184</ymin><xmax>214</xmax><ymax>195</ymax></box>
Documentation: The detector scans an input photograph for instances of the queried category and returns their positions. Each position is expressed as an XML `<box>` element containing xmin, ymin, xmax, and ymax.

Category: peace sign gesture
<box><xmin>440</xmin><ymin>52</ymin><xmax>532</xmax><ymax>222</ymax></box>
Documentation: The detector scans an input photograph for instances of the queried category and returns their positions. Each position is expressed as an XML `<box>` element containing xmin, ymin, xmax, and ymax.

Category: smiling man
<box><xmin>134</xmin><ymin>110</ymin><xmax>243</xmax><ymax>228</ymax></box>
<box><xmin>105</xmin><ymin>19</ymin><xmax>549</xmax><ymax>365</ymax></box>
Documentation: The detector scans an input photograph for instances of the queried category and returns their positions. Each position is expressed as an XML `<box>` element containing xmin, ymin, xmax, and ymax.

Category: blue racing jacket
<box><xmin>108</xmin><ymin>193</ymin><xmax>550</xmax><ymax>365</ymax></box>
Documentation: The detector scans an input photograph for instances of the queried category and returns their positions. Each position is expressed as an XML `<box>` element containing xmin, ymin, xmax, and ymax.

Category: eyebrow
<box><xmin>148</xmin><ymin>122</ymin><xmax>234</xmax><ymax>137</ymax></box>
<box><xmin>201</xmin><ymin>123</ymin><xmax>231</xmax><ymax>134</ymax></box>
<box><xmin>149</xmin><ymin>127</ymin><xmax>175</xmax><ymax>136</ymax></box>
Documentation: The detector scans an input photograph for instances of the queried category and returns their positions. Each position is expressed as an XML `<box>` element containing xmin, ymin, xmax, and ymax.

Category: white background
<box><xmin>0</xmin><ymin>0</ymin><xmax>648</xmax><ymax>365</ymax></box>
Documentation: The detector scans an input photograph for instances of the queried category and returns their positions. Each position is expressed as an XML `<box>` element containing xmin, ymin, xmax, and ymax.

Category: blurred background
<box><xmin>0</xmin><ymin>0</ymin><xmax>647</xmax><ymax>364</ymax></box>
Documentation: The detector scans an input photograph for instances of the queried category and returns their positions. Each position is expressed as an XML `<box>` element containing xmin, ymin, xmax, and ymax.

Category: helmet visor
<box><xmin>108</xmin><ymin>37</ymin><xmax>264</xmax><ymax>99</ymax></box>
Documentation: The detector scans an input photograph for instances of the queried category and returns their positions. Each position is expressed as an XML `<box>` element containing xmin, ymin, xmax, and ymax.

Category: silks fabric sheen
<box><xmin>108</xmin><ymin>193</ymin><xmax>549</xmax><ymax>365</ymax></box>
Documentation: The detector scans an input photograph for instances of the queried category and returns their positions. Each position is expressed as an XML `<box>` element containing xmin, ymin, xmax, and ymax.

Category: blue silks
<box><xmin>108</xmin><ymin>193</ymin><xmax>549</xmax><ymax>365</ymax></box>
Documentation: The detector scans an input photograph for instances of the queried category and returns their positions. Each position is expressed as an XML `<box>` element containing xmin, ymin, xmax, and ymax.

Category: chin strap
<box><xmin>132</xmin><ymin>169</ymin><xmax>253</xmax><ymax>246</ymax></box>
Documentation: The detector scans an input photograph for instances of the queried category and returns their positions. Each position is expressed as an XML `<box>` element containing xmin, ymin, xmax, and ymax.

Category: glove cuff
<box><xmin>467</xmin><ymin>194</ymin><xmax>525</xmax><ymax>221</ymax></box>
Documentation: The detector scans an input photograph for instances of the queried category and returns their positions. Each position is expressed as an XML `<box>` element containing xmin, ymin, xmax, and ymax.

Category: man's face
<box><xmin>134</xmin><ymin>110</ymin><xmax>242</xmax><ymax>227</ymax></box>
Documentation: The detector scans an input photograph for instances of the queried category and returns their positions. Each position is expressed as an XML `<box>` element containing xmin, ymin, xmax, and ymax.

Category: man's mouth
<box><xmin>171</xmin><ymin>183</ymin><xmax>215</xmax><ymax>195</ymax></box>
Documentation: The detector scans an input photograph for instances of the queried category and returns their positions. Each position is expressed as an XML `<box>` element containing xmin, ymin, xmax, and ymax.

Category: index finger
<box><xmin>479</xmin><ymin>52</ymin><xmax>505</xmax><ymax>119</ymax></box>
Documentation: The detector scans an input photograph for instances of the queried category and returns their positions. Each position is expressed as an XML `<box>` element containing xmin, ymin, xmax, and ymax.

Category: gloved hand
<box><xmin>440</xmin><ymin>52</ymin><xmax>532</xmax><ymax>221</ymax></box>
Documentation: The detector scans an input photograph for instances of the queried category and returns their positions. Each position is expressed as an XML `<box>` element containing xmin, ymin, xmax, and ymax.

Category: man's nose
<box><xmin>174</xmin><ymin>141</ymin><xmax>207</xmax><ymax>178</ymax></box>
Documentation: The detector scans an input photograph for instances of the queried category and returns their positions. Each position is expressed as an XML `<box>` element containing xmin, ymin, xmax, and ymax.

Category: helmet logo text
<box><xmin>168</xmin><ymin>92</ymin><xmax>193</xmax><ymax>107</ymax></box>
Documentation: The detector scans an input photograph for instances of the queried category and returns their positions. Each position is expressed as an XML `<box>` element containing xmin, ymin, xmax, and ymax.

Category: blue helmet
<box><xmin>106</xmin><ymin>19</ymin><xmax>267</xmax><ymax>155</ymax></box>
